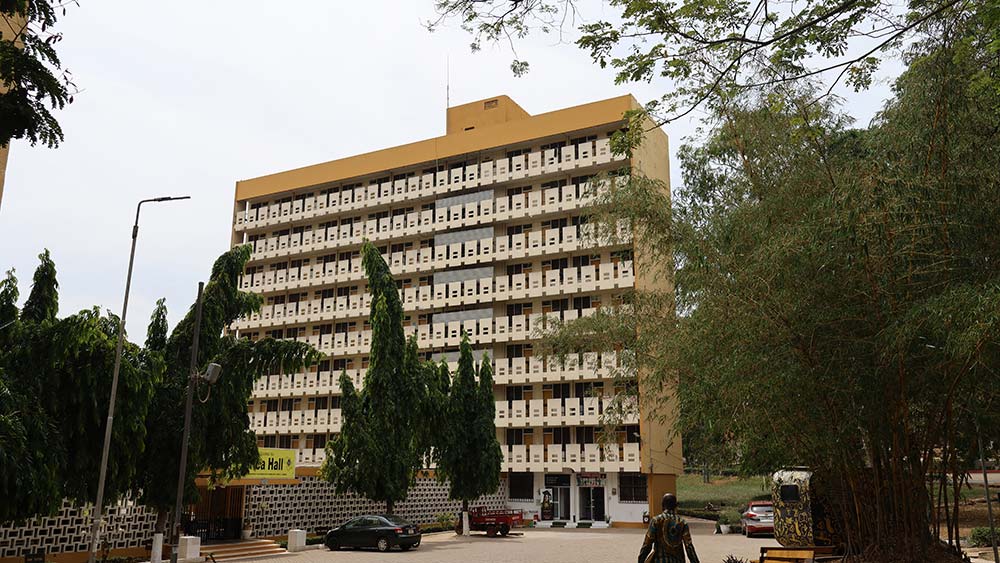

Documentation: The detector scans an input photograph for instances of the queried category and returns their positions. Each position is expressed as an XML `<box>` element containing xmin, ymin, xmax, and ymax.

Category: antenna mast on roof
<box><xmin>446</xmin><ymin>55</ymin><xmax>451</xmax><ymax>109</ymax></box>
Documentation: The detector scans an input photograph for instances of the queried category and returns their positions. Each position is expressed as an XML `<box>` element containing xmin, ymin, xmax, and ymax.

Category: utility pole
<box><xmin>171</xmin><ymin>281</ymin><xmax>204</xmax><ymax>560</ymax></box>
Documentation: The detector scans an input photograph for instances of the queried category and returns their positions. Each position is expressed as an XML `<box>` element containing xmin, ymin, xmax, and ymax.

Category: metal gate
<box><xmin>185</xmin><ymin>486</ymin><xmax>245</xmax><ymax>542</ymax></box>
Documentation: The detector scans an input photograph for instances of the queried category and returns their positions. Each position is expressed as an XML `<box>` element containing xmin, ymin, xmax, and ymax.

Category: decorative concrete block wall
<box><xmin>243</xmin><ymin>476</ymin><xmax>508</xmax><ymax>537</ymax></box>
<box><xmin>0</xmin><ymin>498</ymin><xmax>156</xmax><ymax>559</ymax></box>
<box><xmin>1</xmin><ymin>478</ymin><xmax>508</xmax><ymax>558</ymax></box>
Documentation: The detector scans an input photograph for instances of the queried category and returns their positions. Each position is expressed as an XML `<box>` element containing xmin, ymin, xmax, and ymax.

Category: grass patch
<box><xmin>675</xmin><ymin>473</ymin><xmax>771</xmax><ymax>520</ymax></box>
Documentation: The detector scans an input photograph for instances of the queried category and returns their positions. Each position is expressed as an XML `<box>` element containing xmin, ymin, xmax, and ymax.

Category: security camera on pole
<box><xmin>169</xmin><ymin>282</ymin><xmax>223</xmax><ymax>563</ymax></box>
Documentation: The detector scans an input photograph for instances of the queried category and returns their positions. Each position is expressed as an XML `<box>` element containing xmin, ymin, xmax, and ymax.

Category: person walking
<box><xmin>638</xmin><ymin>493</ymin><xmax>700</xmax><ymax>563</ymax></box>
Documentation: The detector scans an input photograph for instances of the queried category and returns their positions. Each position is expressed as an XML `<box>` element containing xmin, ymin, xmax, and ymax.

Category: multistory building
<box><xmin>229</xmin><ymin>94</ymin><xmax>682</xmax><ymax>527</ymax></box>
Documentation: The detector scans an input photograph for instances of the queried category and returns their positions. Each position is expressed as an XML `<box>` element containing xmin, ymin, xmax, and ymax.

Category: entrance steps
<box><xmin>200</xmin><ymin>539</ymin><xmax>289</xmax><ymax>561</ymax></box>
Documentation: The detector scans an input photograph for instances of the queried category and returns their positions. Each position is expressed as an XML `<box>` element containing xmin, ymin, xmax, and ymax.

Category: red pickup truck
<box><xmin>456</xmin><ymin>507</ymin><xmax>524</xmax><ymax>537</ymax></box>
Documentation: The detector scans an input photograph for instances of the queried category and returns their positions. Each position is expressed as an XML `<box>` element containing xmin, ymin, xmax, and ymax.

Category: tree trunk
<box><xmin>386</xmin><ymin>499</ymin><xmax>394</xmax><ymax>515</ymax></box>
<box><xmin>155</xmin><ymin>510</ymin><xmax>169</xmax><ymax>535</ymax></box>
<box><xmin>462</xmin><ymin>499</ymin><xmax>470</xmax><ymax>537</ymax></box>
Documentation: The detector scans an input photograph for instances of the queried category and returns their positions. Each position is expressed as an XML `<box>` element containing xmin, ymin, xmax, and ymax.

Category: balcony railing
<box><xmin>494</xmin><ymin>395</ymin><xmax>638</xmax><ymax>428</ymax></box>
<box><xmin>251</xmin><ymin>408</ymin><xmax>343</xmax><ymax>434</ymax></box>
<box><xmin>233</xmin><ymin>260</ymin><xmax>634</xmax><ymax>331</ymax></box>
<box><xmin>259</xmin><ymin>307</ymin><xmax>605</xmax><ymax>356</ymax></box>
<box><xmin>235</xmin><ymin>138</ymin><xmax>618</xmax><ymax>232</ymax></box>
<box><xmin>239</xmin><ymin>209</ymin><xmax>631</xmax><ymax>276</ymax></box>
<box><xmin>493</xmin><ymin>348</ymin><xmax>629</xmax><ymax>385</ymax></box>
<box><xmin>501</xmin><ymin>442</ymin><xmax>640</xmax><ymax>473</ymax></box>
<box><xmin>252</xmin><ymin>369</ymin><xmax>365</xmax><ymax>398</ymax></box>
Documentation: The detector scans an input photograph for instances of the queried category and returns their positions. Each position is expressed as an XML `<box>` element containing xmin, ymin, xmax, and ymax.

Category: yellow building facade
<box><xmin>230</xmin><ymin>94</ymin><xmax>681</xmax><ymax>526</ymax></box>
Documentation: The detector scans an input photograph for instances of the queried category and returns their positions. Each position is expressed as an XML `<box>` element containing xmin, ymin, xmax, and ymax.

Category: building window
<box><xmin>576</xmin><ymin>426</ymin><xmax>596</xmax><ymax>444</ymax></box>
<box><xmin>262</xmin><ymin>435</ymin><xmax>277</xmax><ymax>448</ymax></box>
<box><xmin>506</xmin><ymin>428</ymin><xmax>526</xmax><ymax>445</ymax></box>
<box><xmin>619</xmin><ymin>472</ymin><xmax>647</xmax><ymax>503</ymax></box>
<box><xmin>508</xmin><ymin>472</ymin><xmax>534</xmax><ymax>501</ymax></box>
<box><xmin>278</xmin><ymin>435</ymin><xmax>292</xmax><ymax>449</ymax></box>
<box><xmin>505</xmin><ymin>385</ymin><xmax>533</xmax><ymax>402</ymax></box>
<box><xmin>312</xmin><ymin>433</ymin><xmax>327</xmax><ymax>450</ymax></box>
<box><xmin>622</xmin><ymin>425</ymin><xmax>641</xmax><ymax>443</ymax></box>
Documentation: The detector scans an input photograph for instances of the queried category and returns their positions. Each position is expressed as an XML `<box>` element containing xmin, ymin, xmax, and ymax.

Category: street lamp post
<box><xmin>87</xmin><ymin>196</ymin><xmax>190</xmax><ymax>563</ymax></box>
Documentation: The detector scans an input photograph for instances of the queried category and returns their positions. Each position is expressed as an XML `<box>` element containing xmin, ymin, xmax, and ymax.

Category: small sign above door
<box><xmin>578</xmin><ymin>473</ymin><xmax>606</xmax><ymax>487</ymax></box>
<box><xmin>544</xmin><ymin>474</ymin><xmax>570</xmax><ymax>488</ymax></box>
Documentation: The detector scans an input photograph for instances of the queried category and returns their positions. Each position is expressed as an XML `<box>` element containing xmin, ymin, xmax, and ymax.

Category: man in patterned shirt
<box><xmin>637</xmin><ymin>493</ymin><xmax>700</xmax><ymax>563</ymax></box>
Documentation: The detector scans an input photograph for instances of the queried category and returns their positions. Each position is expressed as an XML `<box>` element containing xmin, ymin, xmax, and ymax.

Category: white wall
<box><xmin>606</xmin><ymin>472</ymin><xmax>649</xmax><ymax>524</ymax></box>
<box><xmin>507</xmin><ymin>472</ymin><xmax>544</xmax><ymax>522</ymax></box>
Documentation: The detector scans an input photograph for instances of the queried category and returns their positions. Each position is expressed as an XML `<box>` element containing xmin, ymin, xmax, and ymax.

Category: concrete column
<box><xmin>569</xmin><ymin>473</ymin><xmax>578</xmax><ymax>522</ymax></box>
<box><xmin>177</xmin><ymin>536</ymin><xmax>200</xmax><ymax>562</ymax></box>
<box><xmin>0</xmin><ymin>143</ymin><xmax>8</xmax><ymax>211</ymax></box>
<box><xmin>150</xmin><ymin>533</ymin><xmax>164</xmax><ymax>563</ymax></box>
<box><xmin>646</xmin><ymin>473</ymin><xmax>678</xmax><ymax>519</ymax></box>
<box><xmin>0</xmin><ymin>12</ymin><xmax>22</xmax><ymax>213</ymax></box>
<box><xmin>287</xmin><ymin>529</ymin><xmax>306</xmax><ymax>552</ymax></box>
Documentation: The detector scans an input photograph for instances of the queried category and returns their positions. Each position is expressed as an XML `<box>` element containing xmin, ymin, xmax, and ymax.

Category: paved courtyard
<box><xmin>264</xmin><ymin>521</ymin><xmax>775</xmax><ymax>563</ymax></box>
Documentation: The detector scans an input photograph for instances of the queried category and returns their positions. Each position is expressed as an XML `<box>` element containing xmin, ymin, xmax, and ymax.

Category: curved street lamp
<box><xmin>87</xmin><ymin>196</ymin><xmax>190</xmax><ymax>563</ymax></box>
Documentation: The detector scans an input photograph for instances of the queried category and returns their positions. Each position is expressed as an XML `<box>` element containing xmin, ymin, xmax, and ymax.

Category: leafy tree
<box><xmin>0</xmin><ymin>269</ymin><xmax>17</xmax><ymax>330</ymax></box>
<box><xmin>0</xmin><ymin>365</ymin><xmax>61</xmax><ymax>522</ymax></box>
<box><xmin>0</xmin><ymin>268</ymin><xmax>61</xmax><ymax>522</ymax></box>
<box><xmin>0</xmin><ymin>0</ymin><xmax>76</xmax><ymax>148</ymax></box>
<box><xmin>137</xmin><ymin>245</ymin><xmax>318</xmax><ymax>530</ymax></box>
<box><xmin>437</xmin><ymin>360</ymin><xmax>451</xmax><ymax>395</ymax></box>
<box><xmin>430</xmin><ymin>0</ymin><xmax>981</xmax><ymax>124</ymax></box>
<box><xmin>475</xmin><ymin>352</ymin><xmax>502</xmax><ymax>503</ymax></box>
<box><xmin>145</xmin><ymin>298</ymin><xmax>168</xmax><ymax>353</ymax></box>
<box><xmin>20</xmin><ymin>248</ymin><xmax>57</xmax><ymax>323</ymax></box>
<box><xmin>321</xmin><ymin>241</ymin><xmax>432</xmax><ymax>514</ymax></box>
<box><xmin>0</xmin><ymin>251</ymin><xmax>154</xmax><ymax>522</ymax></box>
<box><xmin>538</xmin><ymin>9</ymin><xmax>1000</xmax><ymax>558</ymax></box>
<box><xmin>436</xmin><ymin>334</ymin><xmax>502</xmax><ymax>532</ymax></box>
<box><xmin>414</xmin><ymin>344</ymin><xmax>448</xmax><ymax>470</ymax></box>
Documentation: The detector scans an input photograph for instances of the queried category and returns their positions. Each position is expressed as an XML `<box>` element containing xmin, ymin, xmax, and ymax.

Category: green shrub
<box><xmin>305</xmin><ymin>536</ymin><xmax>324</xmax><ymax>545</ymax></box>
<box><xmin>969</xmin><ymin>527</ymin><xmax>999</xmax><ymax>547</ymax></box>
<box><xmin>717</xmin><ymin>510</ymin><xmax>741</xmax><ymax>526</ymax></box>
<box><xmin>678</xmin><ymin>508</ymin><xmax>720</xmax><ymax>521</ymax></box>
<box><xmin>435</xmin><ymin>512</ymin><xmax>457</xmax><ymax>529</ymax></box>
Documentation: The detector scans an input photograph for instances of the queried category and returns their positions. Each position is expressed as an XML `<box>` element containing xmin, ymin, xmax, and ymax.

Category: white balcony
<box><xmin>494</xmin><ymin>393</ymin><xmax>635</xmax><ymax>428</ymax></box>
<box><xmin>499</xmin><ymin>440</ymin><xmax>639</xmax><ymax>473</ymax></box>
<box><xmin>253</xmin><ymin>408</ymin><xmax>343</xmax><ymax>434</ymax></box>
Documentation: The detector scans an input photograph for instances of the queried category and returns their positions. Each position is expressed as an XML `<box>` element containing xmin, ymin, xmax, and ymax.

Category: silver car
<box><xmin>741</xmin><ymin>501</ymin><xmax>774</xmax><ymax>537</ymax></box>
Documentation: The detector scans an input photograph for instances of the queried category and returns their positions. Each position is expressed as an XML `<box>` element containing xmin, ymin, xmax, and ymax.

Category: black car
<box><xmin>325</xmin><ymin>515</ymin><xmax>421</xmax><ymax>552</ymax></box>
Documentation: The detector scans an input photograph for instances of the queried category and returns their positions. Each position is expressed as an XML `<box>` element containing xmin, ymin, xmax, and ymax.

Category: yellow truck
<box><xmin>771</xmin><ymin>468</ymin><xmax>842</xmax><ymax>550</ymax></box>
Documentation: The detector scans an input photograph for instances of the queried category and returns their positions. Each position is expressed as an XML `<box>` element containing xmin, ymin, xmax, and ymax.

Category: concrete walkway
<box><xmin>234</xmin><ymin>523</ymin><xmax>776</xmax><ymax>563</ymax></box>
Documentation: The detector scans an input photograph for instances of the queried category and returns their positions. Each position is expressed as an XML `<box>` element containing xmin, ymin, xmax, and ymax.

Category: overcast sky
<box><xmin>0</xmin><ymin>1</ymin><xmax>896</xmax><ymax>334</ymax></box>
